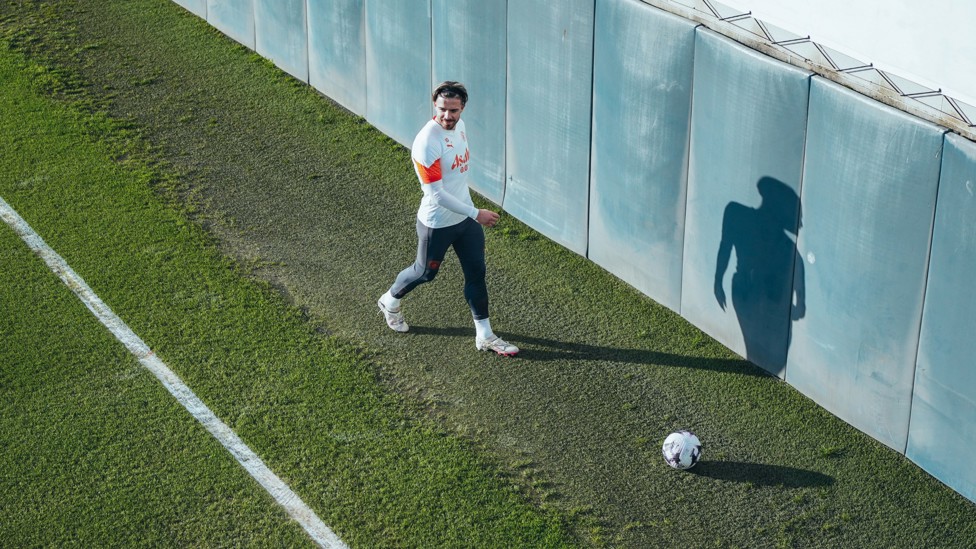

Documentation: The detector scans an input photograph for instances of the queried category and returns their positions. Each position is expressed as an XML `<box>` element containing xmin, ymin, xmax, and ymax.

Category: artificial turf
<box><xmin>2</xmin><ymin>0</ymin><xmax>975</xmax><ymax>546</ymax></box>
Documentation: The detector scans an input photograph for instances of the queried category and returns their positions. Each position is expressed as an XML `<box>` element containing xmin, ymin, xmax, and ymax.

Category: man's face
<box><xmin>434</xmin><ymin>96</ymin><xmax>464</xmax><ymax>130</ymax></box>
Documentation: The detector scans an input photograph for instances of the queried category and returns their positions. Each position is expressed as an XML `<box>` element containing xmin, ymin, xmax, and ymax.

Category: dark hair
<box><xmin>432</xmin><ymin>81</ymin><xmax>467</xmax><ymax>106</ymax></box>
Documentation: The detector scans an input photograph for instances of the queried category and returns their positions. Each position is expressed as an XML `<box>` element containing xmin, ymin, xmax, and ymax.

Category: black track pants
<box><xmin>390</xmin><ymin>217</ymin><xmax>489</xmax><ymax>319</ymax></box>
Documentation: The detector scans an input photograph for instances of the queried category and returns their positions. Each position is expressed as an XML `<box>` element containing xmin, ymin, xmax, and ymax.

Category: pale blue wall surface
<box><xmin>174</xmin><ymin>0</ymin><xmax>207</xmax><ymax>18</ymax></box>
<box><xmin>364</xmin><ymin>0</ymin><xmax>431</xmax><ymax>146</ymax></box>
<box><xmin>431</xmin><ymin>0</ymin><xmax>507</xmax><ymax>205</ymax></box>
<box><xmin>254</xmin><ymin>0</ymin><xmax>307</xmax><ymax>82</ymax></box>
<box><xmin>207</xmin><ymin>0</ymin><xmax>254</xmax><ymax>49</ymax></box>
<box><xmin>786</xmin><ymin>77</ymin><xmax>944</xmax><ymax>451</ymax></box>
<box><xmin>908</xmin><ymin>132</ymin><xmax>976</xmax><ymax>501</ymax></box>
<box><xmin>503</xmin><ymin>0</ymin><xmax>595</xmax><ymax>255</ymax></box>
<box><xmin>307</xmin><ymin>0</ymin><xmax>366</xmax><ymax>116</ymax></box>
<box><xmin>588</xmin><ymin>0</ymin><xmax>696</xmax><ymax>312</ymax></box>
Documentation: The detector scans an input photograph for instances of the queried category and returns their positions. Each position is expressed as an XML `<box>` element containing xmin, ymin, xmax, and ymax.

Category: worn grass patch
<box><xmin>2</xmin><ymin>0</ymin><xmax>975</xmax><ymax>546</ymax></box>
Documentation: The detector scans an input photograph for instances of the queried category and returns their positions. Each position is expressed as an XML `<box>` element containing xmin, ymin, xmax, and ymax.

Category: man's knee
<box><xmin>420</xmin><ymin>259</ymin><xmax>441</xmax><ymax>282</ymax></box>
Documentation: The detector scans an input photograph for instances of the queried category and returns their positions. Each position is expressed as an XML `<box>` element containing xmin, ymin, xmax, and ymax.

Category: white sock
<box><xmin>474</xmin><ymin>317</ymin><xmax>494</xmax><ymax>340</ymax></box>
<box><xmin>381</xmin><ymin>291</ymin><xmax>401</xmax><ymax>310</ymax></box>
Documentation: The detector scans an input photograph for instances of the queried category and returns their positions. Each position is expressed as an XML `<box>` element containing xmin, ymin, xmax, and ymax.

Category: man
<box><xmin>377</xmin><ymin>81</ymin><xmax>519</xmax><ymax>357</ymax></box>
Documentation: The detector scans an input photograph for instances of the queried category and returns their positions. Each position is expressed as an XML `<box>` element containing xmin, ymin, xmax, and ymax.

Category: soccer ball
<box><xmin>662</xmin><ymin>430</ymin><xmax>702</xmax><ymax>470</ymax></box>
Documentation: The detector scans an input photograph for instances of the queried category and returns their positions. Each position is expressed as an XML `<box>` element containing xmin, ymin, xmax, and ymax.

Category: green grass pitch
<box><xmin>1</xmin><ymin>0</ymin><xmax>974</xmax><ymax>546</ymax></box>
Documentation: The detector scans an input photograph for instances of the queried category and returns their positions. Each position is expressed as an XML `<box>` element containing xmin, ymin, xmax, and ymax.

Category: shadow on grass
<box><xmin>408</xmin><ymin>326</ymin><xmax>765</xmax><ymax>377</ymax></box>
<box><xmin>690</xmin><ymin>461</ymin><xmax>835</xmax><ymax>488</ymax></box>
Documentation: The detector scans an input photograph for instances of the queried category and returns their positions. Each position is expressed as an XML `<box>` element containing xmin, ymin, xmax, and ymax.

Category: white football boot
<box><xmin>476</xmin><ymin>335</ymin><xmax>519</xmax><ymax>356</ymax></box>
<box><xmin>377</xmin><ymin>298</ymin><xmax>409</xmax><ymax>333</ymax></box>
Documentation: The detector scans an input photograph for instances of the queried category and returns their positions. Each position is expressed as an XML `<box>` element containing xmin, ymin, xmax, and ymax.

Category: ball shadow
<box><xmin>690</xmin><ymin>460</ymin><xmax>834</xmax><ymax>488</ymax></box>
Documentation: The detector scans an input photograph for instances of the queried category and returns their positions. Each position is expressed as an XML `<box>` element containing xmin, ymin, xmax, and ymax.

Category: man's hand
<box><xmin>714</xmin><ymin>281</ymin><xmax>727</xmax><ymax>311</ymax></box>
<box><xmin>476</xmin><ymin>209</ymin><xmax>500</xmax><ymax>227</ymax></box>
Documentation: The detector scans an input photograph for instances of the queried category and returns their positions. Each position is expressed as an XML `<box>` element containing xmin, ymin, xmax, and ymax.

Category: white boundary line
<box><xmin>0</xmin><ymin>196</ymin><xmax>346</xmax><ymax>549</ymax></box>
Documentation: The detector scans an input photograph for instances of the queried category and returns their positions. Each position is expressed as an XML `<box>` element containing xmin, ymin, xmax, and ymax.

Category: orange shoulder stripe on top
<box><xmin>414</xmin><ymin>158</ymin><xmax>442</xmax><ymax>184</ymax></box>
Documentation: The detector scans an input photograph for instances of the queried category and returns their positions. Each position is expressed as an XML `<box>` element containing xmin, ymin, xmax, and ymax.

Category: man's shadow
<box><xmin>409</xmin><ymin>326</ymin><xmax>767</xmax><ymax>377</ymax></box>
<box><xmin>714</xmin><ymin>177</ymin><xmax>805</xmax><ymax>377</ymax></box>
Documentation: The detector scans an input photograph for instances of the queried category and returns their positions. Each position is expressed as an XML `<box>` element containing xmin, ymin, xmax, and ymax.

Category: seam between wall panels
<box><xmin>676</xmin><ymin>23</ymin><xmax>704</xmax><ymax>317</ymax></box>
<box><xmin>500</xmin><ymin>0</ymin><xmax>508</xmax><ymax>209</ymax></box>
<box><xmin>501</xmin><ymin>0</ymin><xmax>511</xmax><ymax>210</ymax></box>
<box><xmin>584</xmin><ymin>0</ymin><xmax>596</xmax><ymax>259</ymax></box>
<box><xmin>251</xmin><ymin>0</ymin><xmax>256</xmax><ymax>52</ymax></box>
<box><xmin>303</xmin><ymin>0</ymin><xmax>310</xmax><ymax>85</ymax></box>
<box><xmin>904</xmin><ymin>129</ymin><xmax>950</xmax><ymax>455</ymax></box>
<box><xmin>363</xmin><ymin>0</ymin><xmax>369</xmax><ymax>122</ymax></box>
<box><xmin>782</xmin><ymin>73</ymin><xmax>813</xmax><ymax>382</ymax></box>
